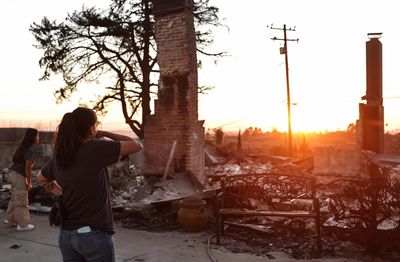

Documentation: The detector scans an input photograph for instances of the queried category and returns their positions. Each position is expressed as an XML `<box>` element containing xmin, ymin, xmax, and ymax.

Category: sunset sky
<box><xmin>0</xmin><ymin>0</ymin><xmax>399</xmax><ymax>133</ymax></box>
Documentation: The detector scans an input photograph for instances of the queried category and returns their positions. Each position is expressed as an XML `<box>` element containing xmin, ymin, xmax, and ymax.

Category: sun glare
<box><xmin>291</xmin><ymin>103</ymin><xmax>357</xmax><ymax>133</ymax></box>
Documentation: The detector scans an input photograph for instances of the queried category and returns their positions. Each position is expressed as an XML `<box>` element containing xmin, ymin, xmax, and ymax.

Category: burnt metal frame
<box><xmin>215</xmin><ymin>172</ymin><xmax>321</xmax><ymax>252</ymax></box>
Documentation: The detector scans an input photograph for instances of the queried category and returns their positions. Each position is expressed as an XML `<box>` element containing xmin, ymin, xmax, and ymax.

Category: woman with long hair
<box><xmin>5</xmin><ymin>128</ymin><xmax>39</xmax><ymax>231</ymax></box>
<box><xmin>37</xmin><ymin>107</ymin><xmax>142</xmax><ymax>261</ymax></box>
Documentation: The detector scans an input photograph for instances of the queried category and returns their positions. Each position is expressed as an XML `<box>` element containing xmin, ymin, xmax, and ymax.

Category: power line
<box><xmin>207</xmin><ymin>113</ymin><xmax>263</xmax><ymax>129</ymax></box>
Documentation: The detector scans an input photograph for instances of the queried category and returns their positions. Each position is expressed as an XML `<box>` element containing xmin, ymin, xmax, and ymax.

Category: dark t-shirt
<box><xmin>41</xmin><ymin>139</ymin><xmax>120</xmax><ymax>234</ymax></box>
<box><xmin>10</xmin><ymin>146</ymin><xmax>36</xmax><ymax>177</ymax></box>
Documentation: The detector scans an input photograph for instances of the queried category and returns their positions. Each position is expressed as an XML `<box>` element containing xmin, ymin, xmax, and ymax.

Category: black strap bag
<box><xmin>49</xmin><ymin>195</ymin><xmax>63</xmax><ymax>226</ymax></box>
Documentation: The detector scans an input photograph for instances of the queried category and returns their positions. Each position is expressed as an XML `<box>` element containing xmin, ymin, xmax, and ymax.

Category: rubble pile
<box><xmin>118</xmin><ymin>202</ymin><xmax>181</xmax><ymax>232</ymax></box>
<box><xmin>203</xmin><ymin>145</ymin><xmax>400</xmax><ymax>259</ymax></box>
<box><xmin>108</xmin><ymin>160</ymin><xmax>145</xmax><ymax>207</ymax></box>
<box><xmin>1</xmin><ymin>139</ymin><xmax>400</xmax><ymax>260</ymax></box>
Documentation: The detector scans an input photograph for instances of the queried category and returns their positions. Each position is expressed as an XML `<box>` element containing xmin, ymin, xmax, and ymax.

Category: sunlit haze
<box><xmin>1</xmin><ymin>0</ymin><xmax>399</xmax><ymax>133</ymax></box>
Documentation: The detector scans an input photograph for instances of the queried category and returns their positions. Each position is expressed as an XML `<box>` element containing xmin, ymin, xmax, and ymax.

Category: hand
<box><xmin>45</xmin><ymin>181</ymin><xmax>63</xmax><ymax>196</ymax></box>
<box><xmin>53</xmin><ymin>186</ymin><xmax>62</xmax><ymax>197</ymax></box>
<box><xmin>25</xmin><ymin>180</ymin><xmax>32</xmax><ymax>191</ymax></box>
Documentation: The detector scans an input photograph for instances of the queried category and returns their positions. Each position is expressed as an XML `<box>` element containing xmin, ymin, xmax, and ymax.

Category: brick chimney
<box><xmin>359</xmin><ymin>33</ymin><xmax>384</xmax><ymax>153</ymax></box>
<box><xmin>143</xmin><ymin>0</ymin><xmax>205</xmax><ymax>187</ymax></box>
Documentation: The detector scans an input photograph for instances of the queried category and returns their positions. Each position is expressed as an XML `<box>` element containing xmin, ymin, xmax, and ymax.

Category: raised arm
<box><xmin>96</xmin><ymin>130</ymin><xmax>143</xmax><ymax>156</ymax></box>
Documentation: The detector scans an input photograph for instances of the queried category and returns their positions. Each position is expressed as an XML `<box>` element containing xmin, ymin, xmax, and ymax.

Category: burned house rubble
<box><xmin>2</xmin><ymin>138</ymin><xmax>400</xmax><ymax>260</ymax></box>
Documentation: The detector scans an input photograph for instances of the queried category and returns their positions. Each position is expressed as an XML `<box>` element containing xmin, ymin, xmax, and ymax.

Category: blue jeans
<box><xmin>59</xmin><ymin>229</ymin><xmax>115</xmax><ymax>262</ymax></box>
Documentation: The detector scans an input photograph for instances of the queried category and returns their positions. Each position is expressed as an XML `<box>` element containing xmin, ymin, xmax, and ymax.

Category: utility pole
<box><xmin>269</xmin><ymin>24</ymin><xmax>298</xmax><ymax>157</ymax></box>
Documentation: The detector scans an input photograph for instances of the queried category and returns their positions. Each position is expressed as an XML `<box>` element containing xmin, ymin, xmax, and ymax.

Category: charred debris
<box><xmin>2</xmin><ymin>132</ymin><xmax>400</xmax><ymax>260</ymax></box>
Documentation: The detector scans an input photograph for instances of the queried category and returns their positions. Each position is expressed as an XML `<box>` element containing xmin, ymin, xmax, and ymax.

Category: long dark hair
<box><xmin>54</xmin><ymin>107</ymin><xmax>97</xmax><ymax>168</ymax></box>
<box><xmin>12</xmin><ymin>128</ymin><xmax>39</xmax><ymax>163</ymax></box>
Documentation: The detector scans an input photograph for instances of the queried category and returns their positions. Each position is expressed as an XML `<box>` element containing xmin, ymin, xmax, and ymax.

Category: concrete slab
<box><xmin>0</xmin><ymin>210</ymin><xmax>364</xmax><ymax>262</ymax></box>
